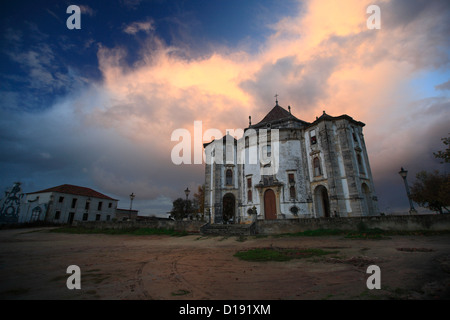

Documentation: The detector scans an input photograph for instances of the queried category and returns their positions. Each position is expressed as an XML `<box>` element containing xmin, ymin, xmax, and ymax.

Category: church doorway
<box><xmin>314</xmin><ymin>185</ymin><xmax>330</xmax><ymax>218</ymax></box>
<box><xmin>264</xmin><ymin>189</ymin><xmax>277</xmax><ymax>220</ymax></box>
<box><xmin>222</xmin><ymin>193</ymin><xmax>235</xmax><ymax>223</ymax></box>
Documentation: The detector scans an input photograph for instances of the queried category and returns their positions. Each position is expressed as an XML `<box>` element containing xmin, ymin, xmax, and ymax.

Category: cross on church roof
<box><xmin>274</xmin><ymin>93</ymin><xmax>279</xmax><ymax>105</ymax></box>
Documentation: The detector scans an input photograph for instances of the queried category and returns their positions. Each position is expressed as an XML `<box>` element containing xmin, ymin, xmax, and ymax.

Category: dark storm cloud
<box><xmin>370</xmin><ymin>97</ymin><xmax>450</xmax><ymax>212</ymax></box>
<box><xmin>381</xmin><ymin>0</ymin><xmax>450</xmax><ymax>29</ymax></box>
<box><xmin>240</xmin><ymin>54</ymin><xmax>337</xmax><ymax>119</ymax></box>
<box><xmin>380</xmin><ymin>0</ymin><xmax>450</xmax><ymax>69</ymax></box>
<box><xmin>435</xmin><ymin>80</ymin><xmax>450</xmax><ymax>91</ymax></box>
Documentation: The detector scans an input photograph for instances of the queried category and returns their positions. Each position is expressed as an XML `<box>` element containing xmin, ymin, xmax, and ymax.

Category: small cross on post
<box><xmin>274</xmin><ymin>93</ymin><xmax>279</xmax><ymax>105</ymax></box>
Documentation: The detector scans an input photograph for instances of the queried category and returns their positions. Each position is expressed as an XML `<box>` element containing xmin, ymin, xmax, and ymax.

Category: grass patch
<box><xmin>171</xmin><ymin>289</ymin><xmax>190</xmax><ymax>296</ymax></box>
<box><xmin>49</xmin><ymin>226</ymin><xmax>188</xmax><ymax>237</ymax></box>
<box><xmin>344</xmin><ymin>228</ymin><xmax>388</xmax><ymax>239</ymax></box>
<box><xmin>234</xmin><ymin>247</ymin><xmax>338</xmax><ymax>262</ymax></box>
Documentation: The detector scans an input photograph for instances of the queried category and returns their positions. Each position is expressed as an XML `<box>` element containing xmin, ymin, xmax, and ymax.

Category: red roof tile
<box><xmin>27</xmin><ymin>184</ymin><xmax>117</xmax><ymax>201</ymax></box>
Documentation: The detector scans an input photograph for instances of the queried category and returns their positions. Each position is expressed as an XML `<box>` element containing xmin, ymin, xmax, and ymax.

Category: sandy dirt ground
<box><xmin>0</xmin><ymin>227</ymin><xmax>449</xmax><ymax>300</ymax></box>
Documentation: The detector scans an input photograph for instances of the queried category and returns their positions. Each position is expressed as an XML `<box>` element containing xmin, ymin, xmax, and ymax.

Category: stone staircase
<box><xmin>200</xmin><ymin>222</ymin><xmax>257</xmax><ymax>236</ymax></box>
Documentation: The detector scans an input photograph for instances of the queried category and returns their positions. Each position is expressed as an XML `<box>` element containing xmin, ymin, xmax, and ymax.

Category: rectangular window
<box><xmin>226</xmin><ymin>169</ymin><xmax>233</xmax><ymax>185</ymax></box>
<box><xmin>55</xmin><ymin>211</ymin><xmax>61</xmax><ymax>220</ymax></box>
<box><xmin>310</xmin><ymin>130</ymin><xmax>317</xmax><ymax>145</ymax></box>
<box><xmin>82</xmin><ymin>213</ymin><xmax>88</xmax><ymax>221</ymax></box>
<box><xmin>108</xmin><ymin>202</ymin><xmax>112</xmax><ymax>208</ymax></box>
<box><xmin>247</xmin><ymin>177</ymin><xmax>252</xmax><ymax>188</ymax></box>
<box><xmin>357</xmin><ymin>154</ymin><xmax>365</xmax><ymax>174</ymax></box>
<box><xmin>248</xmin><ymin>190</ymin><xmax>253</xmax><ymax>203</ymax></box>
<box><xmin>71</xmin><ymin>198</ymin><xmax>77</xmax><ymax>209</ymax></box>
<box><xmin>106</xmin><ymin>215</ymin><xmax>111</xmax><ymax>221</ymax></box>
<box><xmin>288</xmin><ymin>173</ymin><xmax>295</xmax><ymax>183</ymax></box>
<box><xmin>313</xmin><ymin>157</ymin><xmax>322</xmax><ymax>177</ymax></box>
<box><xmin>58</xmin><ymin>196</ymin><xmax>64</xmax><ymax>203</ymax></box>
<box><xmin>290</xmin><ymin>186</ymin><xmax>296</xmax><ymax>199</ymax></box>
<box><xmin>98</xmin><ymin>201</ymin><xmax>103</xmax><ymax>211</ymax></box>
<box><xmin>96</xmin><ymin>214</ymin><xmax>101</xmax><ymax>221</ymax></box>
<box><xmin>85</xmin><ymin>201</ymin><xmax>90</xmax><ymax>210</ymax></box>
<box><xmin>263</xmin><ymin>144</ymin><xmax>272</xmax><ymax>158</ymax></box>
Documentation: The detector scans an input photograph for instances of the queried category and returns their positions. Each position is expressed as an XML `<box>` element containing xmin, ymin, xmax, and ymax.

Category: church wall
<box><xmin>237</xmin><ymin>132</ymin><xmax>261</xmax><ymax>223</ymax></box>
<box><xmin>204</xmin><ymin>139</ymin><xmax>240</xmax><ymax>224</ymax></box>
<box><xmin>203</xmin><ymin>106</ymin><xmax>379</xmax><ymax>223</ymax></box>
<box><xmin>276</xmin><ymin>137</ymin><xmax>310</xmax><ymax>219</ymax></box>
<box><xmin>302</xmin><ymin>118</ymin><xmax>379</xmax><ymax>217</ymax></box>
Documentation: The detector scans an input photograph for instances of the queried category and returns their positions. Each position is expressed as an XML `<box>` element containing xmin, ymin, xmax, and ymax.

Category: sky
<box><xmin>0</xmin><ymin>0</ymin><xmax>449</xmax><ymax>216</ymax></box>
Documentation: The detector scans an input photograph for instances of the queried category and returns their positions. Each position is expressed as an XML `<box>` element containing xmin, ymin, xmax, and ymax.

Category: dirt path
<box><xmin>0</xmin><ymin>227</ymin><xmax>449</xmax><ymax>300</ymax></box>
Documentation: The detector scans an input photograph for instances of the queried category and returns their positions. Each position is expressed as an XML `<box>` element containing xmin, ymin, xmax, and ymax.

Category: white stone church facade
<box><xmin>203</xmin><ymin>101</ymin><xmax>378</xmax><ymax>224</ymax></box>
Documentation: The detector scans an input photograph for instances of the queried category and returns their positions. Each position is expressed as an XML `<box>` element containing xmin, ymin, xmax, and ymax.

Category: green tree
<box><xmin>410</xmin><ymin>170</ymin><xmax>450</xmax><ymax>214</ymax></box>
<box><xmin>434</xmin><ymin>134</ymin><xmax>450</xmax><ymax>164</ymax></box>
<box><xmin>169</xmin><ymin>198</ymin><xmax>193</xmax><ymax>220</ymax></box>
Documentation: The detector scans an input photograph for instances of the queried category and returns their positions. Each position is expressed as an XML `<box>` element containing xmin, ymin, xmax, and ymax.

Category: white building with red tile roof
<box><xmin>20</xmin><ymin>184</ymin><xmax>118</xmax><ymax>224</ymax></box>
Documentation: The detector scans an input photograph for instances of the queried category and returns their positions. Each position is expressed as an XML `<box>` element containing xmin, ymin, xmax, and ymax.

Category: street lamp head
<box><xmin>398</xmin><ymin>167</ymin><xmax>408</xmax><ymax>178</ymax></box>
<box><xmin>184</xmin><ymin>187</ymin><xmax>190</xmax><ymax>197</ymax></box>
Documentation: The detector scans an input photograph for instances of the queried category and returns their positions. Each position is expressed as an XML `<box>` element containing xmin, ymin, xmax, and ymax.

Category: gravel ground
<box><xmin>0</xmin><ymin>227</ymin><xmax>449</xmax><ymax>300</ymax></box>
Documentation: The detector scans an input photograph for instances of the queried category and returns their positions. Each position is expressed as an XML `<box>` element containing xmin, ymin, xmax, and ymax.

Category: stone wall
<box><xmin>72</xmin><ymin>215</ymin><xmax>450</xmax><ymax>235</ymax></box>
<box><xmin>256</xmin><ymin>214</ymin><xmax>450</xmax><ymax>235</ymax></box>
<box><xmin>73</xmin><ymin>219</ymin><xmax>206</xmax><ymax>233</ymax></box>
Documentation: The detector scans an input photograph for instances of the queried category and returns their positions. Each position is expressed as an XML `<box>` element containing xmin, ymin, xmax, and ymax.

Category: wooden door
<box><xmin>264</xmin><ymin>189</ymin><xmax>277</xmax><ymax>220</ymax></box>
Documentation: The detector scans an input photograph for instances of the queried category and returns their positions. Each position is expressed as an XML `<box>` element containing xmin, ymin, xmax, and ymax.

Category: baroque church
<box><xmin>203</xmin><ymin>99</ymin><xmax>378</xmax><ymax>224</ymax></box>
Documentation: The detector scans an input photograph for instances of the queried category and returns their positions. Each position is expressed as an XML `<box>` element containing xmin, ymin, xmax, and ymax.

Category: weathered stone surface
<box><xmin>204</xmin><ymin>104</ymin><xmax>379</xmax><ymax>225</ymax></box>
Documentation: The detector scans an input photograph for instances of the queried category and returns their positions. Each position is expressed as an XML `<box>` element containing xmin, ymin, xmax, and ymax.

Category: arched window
<box><xmin>31</xmin><ymin>206</ymin><xmax>42</xmax><ymax>222</ymax></box>
<box><xmin>313</xmin><ymin>157</ymin><xmax>322</xmax><ymax>176</ymax></box>
<box><xmin>226</xmin><ymin>169</ymin><xmax>233</xmax><ymax>185</ymax></box>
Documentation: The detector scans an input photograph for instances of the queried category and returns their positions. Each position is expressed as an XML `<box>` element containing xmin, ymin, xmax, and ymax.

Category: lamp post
<box><xmin>129</xmin><ymin>192</ymin><xmax>135</xmax><ymax>220</ymax></box>
<box><xmin>398</xmin><ymin>167</ymin><xmax>417</xmax><ymax>215</ymax></box>
<box><xmin>184</xmin><ymin>187</ymin><xmax>190</xmax><ymax>218</ymax></box>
